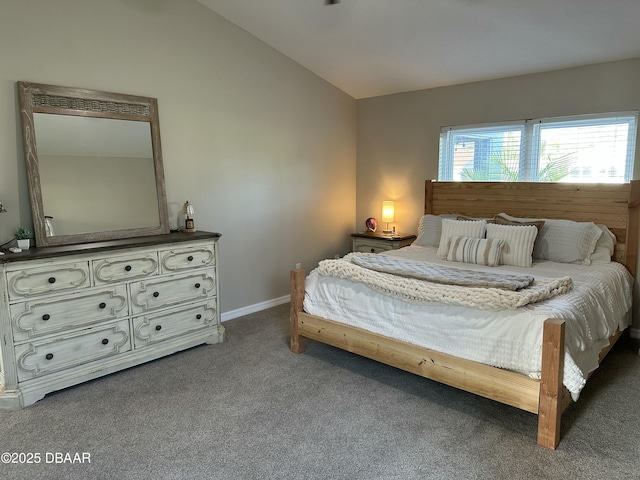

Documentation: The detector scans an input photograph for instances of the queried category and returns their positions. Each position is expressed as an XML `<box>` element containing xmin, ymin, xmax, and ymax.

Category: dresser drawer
<box><xmin>6</xmin><ymin>261</ymin><xmax>91</xmax><ymax>300</ymax></box>
<box><xmin>14</xmin><ymin>319</ymin><xmax>131</xmax><ymax>381</ymax></box>
<box><xmin>159</xmin><ymin>244</ymin><xmax>215</xmax><ymax>273</ymax></box>
<box><xmin>10</xmin><ymin>286</ymin><xmax>128</xmax><ymax>342</ymax></box>
<box><xmin>93</xmin><ymin>252</ymin><xmax>159</xmax><ymax>285</ymax></box>
<box><xmin>130</xmin><ymin>269</ymin><xmax>216</xmax><ymax>314</ymax></box>
<box><xmin>132</xmin><ymin>300</ymin><xmax>217</xmax><ymax>347</ymax></box>
<box><xmin>352</xmin><ymin>240</ymin><xmax>392</xmax><ymax>254</ymax></box>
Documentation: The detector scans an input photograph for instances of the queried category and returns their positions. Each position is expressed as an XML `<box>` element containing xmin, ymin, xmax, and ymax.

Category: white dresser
<box><xmin>0</xmin><ymin>231</ymin><xmax>224</xmax><ymax>408</ymax></box>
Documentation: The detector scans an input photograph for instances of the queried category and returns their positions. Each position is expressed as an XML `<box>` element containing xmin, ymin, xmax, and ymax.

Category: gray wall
<box><xmin>0</xmin><ymin>0</ymin><xmax>356</xmax><ymax>317</ymax></box>
<box><xmin>357</xmin><ymin>57</ymin><xmax>640</xmax><ymax>331</ymax></box>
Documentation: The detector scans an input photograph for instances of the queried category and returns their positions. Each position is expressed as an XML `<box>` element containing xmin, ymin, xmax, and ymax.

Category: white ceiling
<box><xmin>196</xmin><ymin>0</ymin><xmax>640</xmax><ymax>99</ymax></box>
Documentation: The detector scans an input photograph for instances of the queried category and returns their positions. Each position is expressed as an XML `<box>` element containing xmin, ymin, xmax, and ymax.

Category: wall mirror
<box><xmin>18</xmin><ymin>81</ymin><xmax>170</xmax><ymax>247</ymax></box>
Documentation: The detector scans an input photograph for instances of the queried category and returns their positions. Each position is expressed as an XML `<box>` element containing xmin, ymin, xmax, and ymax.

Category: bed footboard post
<box><xmin>537</xmin><ymin>318</ymin><xmax>565</xmax><ymax>449</ymax></box>
<box><xmin>290</xmin><ymin>269</ymin><xmax>306</xmax><ymax>354</ymax></box>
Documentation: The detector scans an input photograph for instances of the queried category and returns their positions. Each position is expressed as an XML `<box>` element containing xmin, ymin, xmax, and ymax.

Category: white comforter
<box><xmin>303</xmin><ymin>245</ymin><xmax>633</xmax><ymax>399</ymax></box>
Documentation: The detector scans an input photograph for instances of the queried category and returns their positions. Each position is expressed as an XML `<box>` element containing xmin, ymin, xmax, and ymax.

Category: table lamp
<box><xmin>181</xmin><ymin>201</ymin><xmax>196</xmax><ymax>232</ymax></box>
<box><xmin>382</xmin><ymin>201</ymin><xmax>394</xmax><ymax>234</ymax></box>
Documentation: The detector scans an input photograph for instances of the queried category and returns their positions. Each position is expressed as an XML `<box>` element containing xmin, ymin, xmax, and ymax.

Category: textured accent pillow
<box><xmin>437</xmin><ymin>218</ymin><xmax>487</xmax><ymax>257</ymax></box>
<box><xmin>498</xmin><ymin>213</ymin><xmax>602</xmax><ymax>265</ymax></box>
<box><xmin>414</xmin><ymin>214</ymin><xmax>459</xmax><ymax>248</ymax></box>
<box><xmin>486</xmin><ymin>223</ymin><xmax>538</xmax><ymax>268</ymax></box>
<box><xmin>446</xmin><ymin>236</ymin><xmax>505</xmax><ymax>267</ymax></box>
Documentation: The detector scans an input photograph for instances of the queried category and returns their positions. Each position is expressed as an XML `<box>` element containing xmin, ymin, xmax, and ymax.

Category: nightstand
<box><xmin>351</xmin><ymin>232</ymin><xmax>417</xmax><ymax>254</ymax></box>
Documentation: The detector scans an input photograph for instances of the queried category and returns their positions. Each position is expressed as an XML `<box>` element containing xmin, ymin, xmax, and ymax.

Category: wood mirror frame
<box><xmin>17</xmin><ymin>81</ymin><xmax>170</xmax><ymax>247</ymax></box>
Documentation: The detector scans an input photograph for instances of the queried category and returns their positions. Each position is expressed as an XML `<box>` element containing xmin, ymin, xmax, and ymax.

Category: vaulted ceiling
<box><xmin>197</xmin><ymin>0</ymin><xmax>640</xmax><ymax>99</ymax></box>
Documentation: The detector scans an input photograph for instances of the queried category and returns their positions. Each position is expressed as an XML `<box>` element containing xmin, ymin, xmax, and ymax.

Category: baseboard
<box><xmin>630</xmin><ymin>327</ymin><xmax>640</xmax><ymax>340</ymax></box>
<box><xmin>221</xmin><ymin>295</ymin><xmax>290</xmax><ymax>322</ymax></box>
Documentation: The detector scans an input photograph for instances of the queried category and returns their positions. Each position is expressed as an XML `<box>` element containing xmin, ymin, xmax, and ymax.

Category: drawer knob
<box><xmin>125</xmin><ymin>265</ymin><xmax>132</xmax><ymax>272</ymax></box>
<box><xmin>194</xmin><ymin>283</ymin><xmax>201</xmax><ymax>289</ymax></box>
<box><xmin>153</xmin><ymin>291</ymin><xmax>159</xmax><ymax>298</ymax></box>
<box><xmin>99</xmin><ymin>302</ymin><xmax>106</xmax><ymax>309</ymax></box>
<box><xmin>370</xmin><ymin>248</ymin><xmax>375</xmax><ymax>253</ymax></box>
<box><xmin>187</xmin><ymin>255</ymin><xmax>194</xmax><ymax>261</ymax></box>
<box><xmin>155</xmin><ymin>325</ymin><xmax>162</xmax><ymax>331</ymax></box>
<box><xmin>196</xmin><ymin>314</ymin><xmax>202</xmax><ymax>320</ymax></box>
<box><xmin>42</xmin><ymin>314</ymin><xmax>50</xmax><ymax>321</ymax></box>
<box><xmin>101</xmin><ymin>338</ymin><xmax>109</xmax><ymax>345</ymax></box>
<box><xmin>48</xmin><ymin>277</ymin><xmax>56</xmax><ymax>284</ymax></box>
<box><xmin>45</xmin><ymin>353</ymin><xmax>54</xmax><ymax>360</ymax></box>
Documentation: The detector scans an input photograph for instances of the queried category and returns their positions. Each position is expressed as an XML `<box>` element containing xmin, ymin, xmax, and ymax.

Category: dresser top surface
<box><xmin>350</xmin><ymin>231</ymin><xmax>417</xmax><ymax>241</ymax></box>
<box><xmin>0</xmin><ymin>231</ymin><xmax>221</xmax><ymax>264</ymax></box>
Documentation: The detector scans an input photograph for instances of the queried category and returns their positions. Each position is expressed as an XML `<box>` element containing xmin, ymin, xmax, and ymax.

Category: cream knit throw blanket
<box><xmin>316</xmin><ymin>253</ymin><xmax>573</xmax><ymax>311</ymax></box>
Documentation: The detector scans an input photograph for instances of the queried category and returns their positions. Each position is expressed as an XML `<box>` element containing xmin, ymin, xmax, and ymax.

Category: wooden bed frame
<box><xmin>290</xmin><ymin>180</ymin><xmax>640</xmax><ymax>449</ymax></box>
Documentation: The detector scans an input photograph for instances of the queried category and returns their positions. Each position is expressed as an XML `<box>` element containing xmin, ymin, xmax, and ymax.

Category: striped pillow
<box><xmin>486</xmin><ymin>223</ymin><xmax>538</xmax><ymax>268</ymax></box>
<box><xmin>437</xmin><ymin>218</ymin><xmax>487</xmax><ymax>257</ymax></box>
<box><xmin>446</xmin><ymin>236</ymin><xmax>505</xmax><ymax>267</ymax></box>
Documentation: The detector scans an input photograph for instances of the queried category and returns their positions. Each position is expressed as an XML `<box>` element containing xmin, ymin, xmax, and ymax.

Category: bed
<box><xmin>289</xmin><ymin>180</ymin><xmax>639</xmax><ymax>449</ymax></box>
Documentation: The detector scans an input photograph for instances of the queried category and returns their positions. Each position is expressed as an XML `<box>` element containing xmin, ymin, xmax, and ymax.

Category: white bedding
<box><xmin>303</xmin><ymin>245</ymin><xmax>633</xmax><ymax>399</ymax></box>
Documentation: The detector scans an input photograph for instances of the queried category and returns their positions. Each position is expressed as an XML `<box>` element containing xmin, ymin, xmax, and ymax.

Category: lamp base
<box><xmin>382</xmin><ymin>221</ymin><xmax>395</xmax><ymax>236</ymax></box>
<box><xmin>181</xmin><ymin>218</ymin><xmax>196</xmax><ymax>233</ymax></box>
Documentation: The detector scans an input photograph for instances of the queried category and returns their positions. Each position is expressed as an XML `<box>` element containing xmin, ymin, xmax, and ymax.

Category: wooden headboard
<box><xmin>425</xmin><ymin>180</ymin><xmax>640</xmax><ymax>275</ymax></box>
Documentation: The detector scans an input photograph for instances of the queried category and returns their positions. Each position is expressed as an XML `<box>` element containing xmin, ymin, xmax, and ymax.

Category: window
<box><xmin>438</xmin><ymin>112</ymin><xmax>638</xmax><ymax>183</ymax></box>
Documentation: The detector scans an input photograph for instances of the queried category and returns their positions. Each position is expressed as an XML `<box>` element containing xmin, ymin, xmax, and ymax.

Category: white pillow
<box><xmin>486</xmin><ymin>223</ymin><xmax>538</xmax><ymax>268</ymax></box>
<box><xmin>498</xmin><ymin>213</ymin><xmax>602</xmax><ymax>265</ymax></box>
<box><xmin>589</xmin><ymin>247</ymin><xmax>613</xmax><ymax>263</ymax></box>
<box><xmin>589</xmin><ymin>225</ymin><xmax>617</xmax><ymax>263</ymax></box>
<box><xmin>414</xmin><ymin>214</ymin><xmax>458</xmax><ymax>248</ymax></box>
<box><xmin>595</xmin><ymin>224</ymin><xmax>616</xmax><ymax>255</ymax></box>
<box><xmin>446</xmin><ymin>236</ymin><xmax>505</xmax><ymax>267</ymax></box>
<box><xmin>437</xmin><ymin>218</ymin><xmax>487</xmax><ymax>257</ymax></box>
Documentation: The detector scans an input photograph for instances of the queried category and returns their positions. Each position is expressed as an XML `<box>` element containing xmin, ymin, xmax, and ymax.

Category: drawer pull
<box><xmin>48</xmin><ymin>277</ymin><xmax>56</xmax><ymax>284</ymax></box>
<box><xmin>195</xmin><ymin>283</ymin><xmax>201</xmax><ymax>289</ymax></box>
<box><xmin>196</xmin><ymin>314</ymin><xmax>202</xmax><ymax>320</ymax></box>
<box><xmin>99</xmin><ymin>302</ymin><xmax>107</xmax><ymax>309</ymax></box>
<box><xmin>370</xmin><ymin>248</ymin><xmax>375</xmax><ymax>253</ymax></box>
<box><xmin>155</xmin><ymin>325</ymin><xmax>162</xmax><ymax>331</ymax></box>
<box><xmin>125</xmin><ymin>265</ymin><xmax>132</xmax><ymax>272</ymax></box>
<box><xmin>187</xmin><ymin>255</ymin><xmax>194</xmax><ymax>261</ymax></box>
<box><xmin>101</xmin><ymin>338</ymin><xmax>109</xmax><ymax>345</ymax></box>
<box><xmin>45</xmin><ymin>353</ymin><xmax>54</xmax><ymax>360</ymax></box>
<box><xmin>153</xmin><ymin>291</ymin><xmax>159</xmax><ymax>298</ymax></box>
<box><xmin>42</xmin><ymin>314</ymin><xmax>51</xmax><ymax>321</ymax></box>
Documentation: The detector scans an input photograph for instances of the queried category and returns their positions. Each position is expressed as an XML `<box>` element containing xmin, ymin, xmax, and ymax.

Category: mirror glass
<box><xmin>18</xmin><ymin>82</ymin><xmax>170</xmax><ymax>247</ymax></box>
<box><xmin>34</xmin><ymin>114</ymin><xmax>160</xmax><ymax>236</ymax></box>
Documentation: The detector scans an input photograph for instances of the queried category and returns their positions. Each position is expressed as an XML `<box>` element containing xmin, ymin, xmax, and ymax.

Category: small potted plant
<box><xmin>14</xmin><ymin>225</ymin><xmax>32</xmax><ymax>250</ymax></box>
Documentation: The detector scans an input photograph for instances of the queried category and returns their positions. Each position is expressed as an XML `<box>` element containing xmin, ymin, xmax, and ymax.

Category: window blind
<box><xmin>438</xmin><ymin>112</ymin><xmax>638</xmax><ymax>183</ymax></box>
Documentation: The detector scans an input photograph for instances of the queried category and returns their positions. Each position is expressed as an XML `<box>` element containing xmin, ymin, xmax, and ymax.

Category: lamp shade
<box><xmin>381</xmin><ymin>201</ymin><xmax>394</xmax><ymax>223</ymax></box>
<box><xmin>182</xmin><ymin>201</ymin><xmax>194</xmax><ymax>217</ymax></box>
